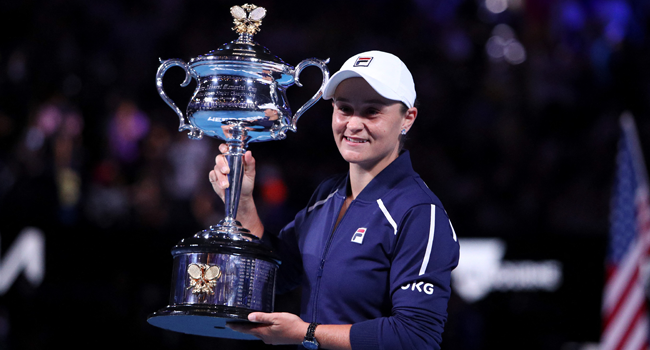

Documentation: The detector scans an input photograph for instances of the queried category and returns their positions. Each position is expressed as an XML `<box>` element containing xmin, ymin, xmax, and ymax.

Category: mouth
<box><xmin>344</xmin><ymin>136</ymin><xmax>368</xmax><ymax>144</ymax></box>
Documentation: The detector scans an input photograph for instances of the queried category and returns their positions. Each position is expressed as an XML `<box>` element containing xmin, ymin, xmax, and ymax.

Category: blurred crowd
<box><xmin>0</xmin><ymin>0</ymin><xmax>649</xmax><ymax>349</ymax></box>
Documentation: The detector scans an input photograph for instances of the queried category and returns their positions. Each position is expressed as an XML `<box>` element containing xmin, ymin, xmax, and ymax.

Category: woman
<box><xmin>209</xmin><ymin>51</ymin><xmax>459</xmax><ymax>350</ymax></box>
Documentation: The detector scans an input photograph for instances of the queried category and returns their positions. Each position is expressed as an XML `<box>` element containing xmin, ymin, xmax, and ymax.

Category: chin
<box><xmin>337</xmin><ymin>147</ymin><xmax>362</xmax><ymax>161</ymax></box>
<box><xmin>341</xmin><ymin>154</ymin><xmax>375</xmax><ymax>169</ymax></box>
<box><xmin>340</xmin><ymin>154</ymin><xmax>362</xmax><ymax>164</ymax></box>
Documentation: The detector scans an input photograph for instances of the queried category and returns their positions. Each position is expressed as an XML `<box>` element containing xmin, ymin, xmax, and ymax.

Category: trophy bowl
<box><xmin>147</xmin><ymin>4</ymin><xmax>329</xmax><ymax>339</ymax></box>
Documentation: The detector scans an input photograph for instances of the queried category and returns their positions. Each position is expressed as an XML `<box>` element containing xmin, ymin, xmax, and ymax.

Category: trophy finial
<box><xmin>230</xmin><ymin>4</ymin><xmax>267</xmax><ymax>36</ymax></box>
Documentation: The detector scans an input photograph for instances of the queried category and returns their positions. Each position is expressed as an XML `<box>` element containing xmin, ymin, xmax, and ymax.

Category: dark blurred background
<box><xmin>0</xmin><ymin>0</ymin><xmax>648</xmax><ymax>349</ymax></box>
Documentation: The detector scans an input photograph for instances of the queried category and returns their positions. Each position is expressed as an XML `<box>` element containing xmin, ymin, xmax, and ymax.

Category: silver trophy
<box><xmin>147</xmin><ymin>4</ymin><xmax>329</xmax><ymax>339</ymax></box>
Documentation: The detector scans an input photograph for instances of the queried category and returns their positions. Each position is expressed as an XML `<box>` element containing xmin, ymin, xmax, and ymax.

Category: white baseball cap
<box><xmin>322</xmin><ymin>50</ymin><xmax>416</xmax><ymax>108</ymax></box>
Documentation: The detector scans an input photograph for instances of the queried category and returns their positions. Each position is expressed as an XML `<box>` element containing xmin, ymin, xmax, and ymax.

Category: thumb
<box><xmin>243</xmin><ymin>150</ymin><xmax>256</xmax><ymax>177</ymax></box>
<box><xmin>248</xmin><ymin>312</ymin><xmax>273</xmax><ymax>324</ymax></box>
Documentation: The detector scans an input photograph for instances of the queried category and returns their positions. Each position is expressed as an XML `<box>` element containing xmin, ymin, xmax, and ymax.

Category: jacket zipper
<box><xmin>311</xmin><ymin>198</ymin><xmax>353</xmax><ymax>322</ymax></box>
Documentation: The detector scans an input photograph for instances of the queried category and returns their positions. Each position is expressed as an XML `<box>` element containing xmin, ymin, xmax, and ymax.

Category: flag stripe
<box><xmin>603</xmin><ymin>242</ymin><xmax>642</xmax><ymax>313</ymax></box>
<box><xmin>602</xmin><ymin>114</ymin><xmax>650</xmax><ymax>350</ymax></box>
<box><xmin>621</xmin><ymin>307</ymin><xmax>648</xmax><ymax>350</ymax></box>
<box><xmin>603</xmin><ymin>263</ymin><xmax>639</xmax><ymax>329</ymax></box>
<box><xmin>616</xmin><ymin>288</ymin><xmax>646</xmax><ymax>350</ymax></box>
<box><xmin>602</xmin><ymin>283</ymin><xmax>645</xmax><ymax>350</ymax></box>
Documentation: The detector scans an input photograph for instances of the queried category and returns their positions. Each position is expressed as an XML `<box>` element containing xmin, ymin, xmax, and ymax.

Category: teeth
<box><xmin>346</xmin><ymin>137</ymin><xmax>367</xmax><ymax>143</ymax></box>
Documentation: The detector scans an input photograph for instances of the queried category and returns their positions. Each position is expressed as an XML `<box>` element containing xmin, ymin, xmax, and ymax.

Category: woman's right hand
<box><xmin>209</xmin><ymin>143</ymin><xmax>264</xmax><ymax>238</ymax></box>
<box><xmin>209</xmin><ymin>143</ymin><xmax>257</xmax><ymax>202</ymax></box>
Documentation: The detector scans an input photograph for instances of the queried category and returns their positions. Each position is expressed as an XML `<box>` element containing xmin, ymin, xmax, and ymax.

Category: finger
<box><xmin>210</xmin><ymin>164</ymin><xmax>228</xmax><ymax>189</ymax></box>
<box><xmin>215</xmin><ymin>154</ymin><xmax>230</xmax><ymax>175</ymax></box>
<box><xmin>218</xmin><ymin>143</ymin><xmax>228</xmax><ymax>154</ymax></box>
<box><xmin>243</xmin><ymin>151</ymin><xmax>256</xmax><ymax>177</ymax></box>
<box><xmin>248</xmin><ymin>312</ymin><xmax>273</xmax><ymax>324</ymax></box>
<box><xmin>209</xmin><ymin>170</ymin><xmax>224</xmax><ymax>195</ymax></box>
<box><xmin>213</xmin><ymin>155</ymin><xmax>230</xmax><ymax>189</ymax></box>
<box><xmin>209</xmin><ymin>169</ymin><xmax>218</xmax><ymax>184</ymax></box>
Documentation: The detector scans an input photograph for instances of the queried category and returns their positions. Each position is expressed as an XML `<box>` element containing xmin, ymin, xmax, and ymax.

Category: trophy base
<box><xmin>147</xmin><ymin>305</ymin><xmax>259</xmax><ymax>340</ymax></box>
<box><xmin>148</xmin><ymin>224</ymin><xmax>280</xmax><ymax>340</ymax></box>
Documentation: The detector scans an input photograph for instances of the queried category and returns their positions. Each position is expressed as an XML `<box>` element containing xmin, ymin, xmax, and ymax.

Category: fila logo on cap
<box><xmin>351</xmin><ymin>228</ymin><xmax>367</xmax><ymax>244</ymax></box>
<box><xmin>353</xmin><ymin>57</ymin><xmax>373</xmax><ymax>67</ymax></box>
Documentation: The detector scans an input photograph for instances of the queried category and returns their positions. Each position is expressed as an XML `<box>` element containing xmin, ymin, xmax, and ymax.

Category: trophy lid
<box><xmin>189</xmin><ymin>4</ymin><xmax>287</xmax><ymax>66</ymax></box>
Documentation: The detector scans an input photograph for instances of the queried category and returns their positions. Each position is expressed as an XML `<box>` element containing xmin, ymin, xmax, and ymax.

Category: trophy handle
<box><xmin>156</xmin><ymin>58</ymin><xmax>204</xmax><ymax>140</ymax></box>
<box><xmin>291</xmin><ymin>58</ymin><xmax>330</xmax><ymax>131</ymax></box>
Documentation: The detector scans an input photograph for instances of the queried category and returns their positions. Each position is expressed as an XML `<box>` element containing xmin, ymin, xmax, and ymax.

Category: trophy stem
<box><xmin>224</xmin><ymin>140</ymin><xmax>247</xmax><ymax>224</ymax></box>
<box><xmin>199</xmin><ymin>129</ymin><xmax>257</xmax><ymax>241</ymax></box>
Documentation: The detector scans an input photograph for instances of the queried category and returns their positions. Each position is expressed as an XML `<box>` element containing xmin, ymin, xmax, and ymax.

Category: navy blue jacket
<box><xmin>268</xmin><ymin>151</ymin><xmax>460</xmax><ymax>349</ymax></box>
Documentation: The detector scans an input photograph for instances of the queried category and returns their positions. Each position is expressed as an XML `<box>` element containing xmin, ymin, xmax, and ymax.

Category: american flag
<box><xmin>602</xmin><ymin>113</ymin><xmax>650</xmax><ymax>350</ymax></box>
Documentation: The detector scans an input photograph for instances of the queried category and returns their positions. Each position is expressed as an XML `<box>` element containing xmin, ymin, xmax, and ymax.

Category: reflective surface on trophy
<box><xmin>147</xmin><ymin>4</ymin><xmax>329</xmax><ymax>339</ymax></box>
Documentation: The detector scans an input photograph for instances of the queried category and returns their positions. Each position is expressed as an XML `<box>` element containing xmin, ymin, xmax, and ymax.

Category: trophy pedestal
<box><xmin>147</xmin><ymin>305</ymin><xmax>258</xmax><ymax>340</ymax></box>
<box><xmin>147</xmin><ymin>230</ymin><xmax>280</xmax><ymax>339</ymax></box>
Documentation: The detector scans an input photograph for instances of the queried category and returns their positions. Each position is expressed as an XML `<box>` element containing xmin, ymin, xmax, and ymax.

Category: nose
<box><xmin>346</xmin><ymin>115</ymin><xmax>364</xmax><ymax>132</ymax></box>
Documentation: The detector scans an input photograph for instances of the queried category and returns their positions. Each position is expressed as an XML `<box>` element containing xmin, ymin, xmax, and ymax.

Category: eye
<box><xmin>336</xmin><ymin>104</ymin><xmax>353</xmax><ymax>114</ymax></box>
<box><xmin>365</xmin><ymin>107</ymin><xmax>381</xmax><ymax>116</ymax></box>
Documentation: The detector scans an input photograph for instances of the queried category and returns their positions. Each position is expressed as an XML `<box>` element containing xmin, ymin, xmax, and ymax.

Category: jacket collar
<box><xmin>337</xmin><ymin>151</ymin><xmax>414</xmax><ymax>202</ymax></box>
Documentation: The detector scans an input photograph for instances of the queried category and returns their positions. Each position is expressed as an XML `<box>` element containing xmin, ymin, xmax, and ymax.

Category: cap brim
<box><xmin>322</xmin><ymin>70</ymin><xmax>362</xmax><ymax>100</ymax></box>
<box><xmin>322</xmin><ymin>70</ymin><xmax>406</xmax><ymax>106</ymax></box>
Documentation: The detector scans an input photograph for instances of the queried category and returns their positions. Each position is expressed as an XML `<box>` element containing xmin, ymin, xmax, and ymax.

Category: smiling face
<box><xmin>332</xmin><ymin>77</ymin><xmax>417</xmax><ymax>175</ymax></box>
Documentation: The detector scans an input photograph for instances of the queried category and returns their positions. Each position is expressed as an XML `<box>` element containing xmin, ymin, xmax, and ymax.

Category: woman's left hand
<box><xmin>228</xmin><ymin>312</ymin><xmax>309</xmax><ymax>345</ymax></box>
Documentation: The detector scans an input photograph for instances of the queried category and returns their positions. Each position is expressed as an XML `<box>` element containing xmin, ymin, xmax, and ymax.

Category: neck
<box><xmin>347</xmin><ymin>165</ymin><xmax>375</xmax><ymax>199</ymax></box>
<box><xmin>347</xmin><ymin>151</ymin><xmax>400</xmax><ymax>199</ymax></box>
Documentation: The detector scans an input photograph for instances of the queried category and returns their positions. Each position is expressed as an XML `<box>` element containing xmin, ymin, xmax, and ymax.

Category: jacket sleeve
<box><xmin>350</xmin><ymin>204</ymin><xmax>460</xmax><ymax>350</ymax></box>
<box><xmin>265</xmin><ymin>218</ymin><xmax>304</xmax><ymax>294</ymax></box>
<box><xmin>263</xmin><ymin>178</ymin><xmax>337</xmax><ymax>295</ymax></box>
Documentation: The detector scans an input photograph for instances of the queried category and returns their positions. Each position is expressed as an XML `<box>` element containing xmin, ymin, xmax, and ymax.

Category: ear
<box><xmin>401</xmin><ymin>107</ymin><xmax>418</xmax><ymax>133</ymax></box>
